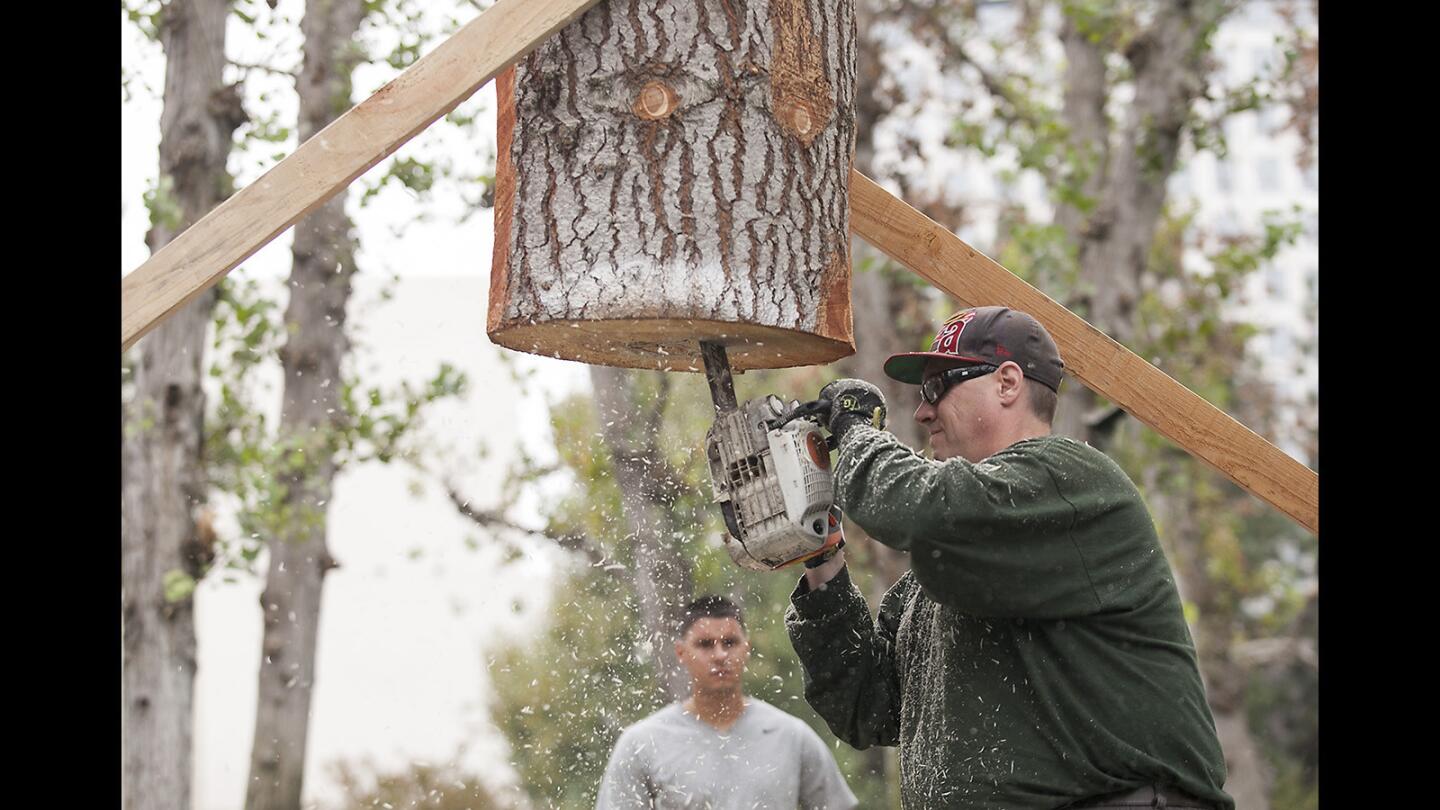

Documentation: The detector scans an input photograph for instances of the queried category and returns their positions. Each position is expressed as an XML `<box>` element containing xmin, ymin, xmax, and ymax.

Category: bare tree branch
<box><xmin>229</xmin><ymin>60</ymin><xmax>299</xmax><ymax>80</ymax></box>
<box><xmin>442</xmin><ymin>481</ymin><xmax>624</xmax><ymax>577</ymax></box>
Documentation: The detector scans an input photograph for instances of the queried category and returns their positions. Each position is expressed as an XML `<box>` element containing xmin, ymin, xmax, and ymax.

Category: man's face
<box><xmin>675</xmin><ymin>617</ymin><xmax>751</xmax><ymax>693</ymax></box>
<box><xmin>913</xmin><ymin>359</ymin><xmax>1001</xmax><ymax>462</ymax></box>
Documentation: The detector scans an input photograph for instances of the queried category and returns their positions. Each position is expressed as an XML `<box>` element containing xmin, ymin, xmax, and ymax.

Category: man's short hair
<box><xmin>678</xmin><ymin>595</ymin><xmax>745</xmax><ymax>638</ymax></box>
<box><xmin>1027</xmin><ymin>379</ymin><xmax>1058</xmax><ymax>424</ymax></box>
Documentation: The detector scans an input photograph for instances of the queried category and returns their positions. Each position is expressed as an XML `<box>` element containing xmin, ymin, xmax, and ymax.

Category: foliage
<box><xmin>121</xmin><ymin>0</ymin><xmax>1316</xmax><ymax>803</ymax></box>
<box><xmin>327</xmin><ymin>759</ymin><xmax>512</xmax><ymax>810</ymax></box>
<box><xmin>143</xmin><ymin>175</ymin><xmax>185</xmax><ymax>235</ymax></box>
<box><xmin>121</xmin><ymin>0</ymin><xmax>164</xmax><ymax>42</ymax></box>
<box><xmin>200</xmin><ymin>275</ymin><xmax>468</xmax><ymax>580</ymax></box>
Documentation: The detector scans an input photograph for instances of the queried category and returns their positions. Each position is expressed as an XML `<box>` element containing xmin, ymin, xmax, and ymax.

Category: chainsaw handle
<box><xmin>769</xmin><ymin>398</ymin><xmax>832</xmax><ymax>430</ymax></box>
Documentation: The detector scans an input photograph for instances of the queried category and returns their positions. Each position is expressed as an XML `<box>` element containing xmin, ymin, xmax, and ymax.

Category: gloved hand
<box><xmin>818</xmin><ymin>378</ymin><xmax>887</xmax><ymax>443</ymax></box>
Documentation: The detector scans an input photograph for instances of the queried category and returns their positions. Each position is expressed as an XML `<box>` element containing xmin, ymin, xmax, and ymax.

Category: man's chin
<box><xmin>697</xmin><ymin>679</ymin><xmax>741</xmax><ymax>694</ymax></box>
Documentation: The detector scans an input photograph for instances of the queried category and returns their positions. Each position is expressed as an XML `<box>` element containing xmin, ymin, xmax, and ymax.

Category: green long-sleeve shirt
<box><xmin>785</xmin><ymin>427</ymin><xmax>1232</xmax><ymax>809</ymax></box>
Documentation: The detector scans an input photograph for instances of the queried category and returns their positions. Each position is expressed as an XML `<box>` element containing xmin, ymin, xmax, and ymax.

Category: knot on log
<box><xmin>632</xmin><ymin>81</ymin><xmax>679</xmax><ymax>120</ymax></box>
<box><xmin>769</xmin><ymin>2</ymin><xmax>834</xmax><ymax>147</ymax></box>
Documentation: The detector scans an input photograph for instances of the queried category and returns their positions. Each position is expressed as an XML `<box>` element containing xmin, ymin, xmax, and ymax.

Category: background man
<box><xmin>785</xmin><ymin>306</ymin><xmax>1233</xmax><ymax>809</ymax></box>
<box><xmin>597</xmin><ymin>595</ymin><xmax>858</xmax><ymax>810</ymax></box>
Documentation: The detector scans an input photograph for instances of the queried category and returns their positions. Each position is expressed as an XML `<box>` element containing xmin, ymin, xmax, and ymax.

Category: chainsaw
<box><xmin>698</xmin><ymin>342</ymin><xmax>844</xmax><ymax>571</ymax></box>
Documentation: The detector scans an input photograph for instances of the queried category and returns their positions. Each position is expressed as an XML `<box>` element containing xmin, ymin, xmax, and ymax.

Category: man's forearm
<box><xmin>786</xmin><ymin>567</ymin><xmax>904</xmax><ymax>749</ymax></box>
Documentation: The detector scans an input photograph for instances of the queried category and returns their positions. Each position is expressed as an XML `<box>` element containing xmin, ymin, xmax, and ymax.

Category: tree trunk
<box><xmin>590</xmin><ymin>366</ymin><xmax>696</xmax><ymax>700</ymax></box>
<box><xmin>245</xmin><ymin>1</ymin><xmax>364</xmax><ymax>807</ymax></box>
<box><xmin>492</xmin><ymin>0</ymin><xmax>859</xmax><ymax>704</ymax></box>
<box><xmin>122</xmin><ymin>1</ymin><xmax>241</xmax><ymax>807</ymax></box>
<box><xmin>1055</xmin><ymin>1</ymin><xmax>1223</xmax><ymax>448</ymax></box>
<box><xmin>1047</xmin><ymin>3</ymin><xmax>1273</xmax><ymax>806</ymax></box>
<box><xmin>490</xmin><ymin>0</ymin><xmax>857</xmax><ymax>373</ymax></box>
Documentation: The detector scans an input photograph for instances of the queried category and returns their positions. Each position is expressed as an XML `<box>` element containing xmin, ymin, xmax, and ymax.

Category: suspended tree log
<box><xmin>488</xmin><ymin>0</ymin><xmax>858</xmax><ymax>372</ymax></box>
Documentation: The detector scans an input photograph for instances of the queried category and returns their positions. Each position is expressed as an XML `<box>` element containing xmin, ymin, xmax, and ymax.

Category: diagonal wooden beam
<box><xmin>849</xmin><ymin>170</ymin><xmax>1318</xmax><ymax>535</ymax></box>
<box><xmin>120</xmin><ymin>0</ymin><xmax>602</xmax><ymax>353</ymax></box>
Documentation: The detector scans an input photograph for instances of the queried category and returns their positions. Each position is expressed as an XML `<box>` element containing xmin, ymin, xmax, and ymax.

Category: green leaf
<box><xmin>162</xmin><ymin>569</ymin><xmax>197</xmax><ymax>604</ymax></box>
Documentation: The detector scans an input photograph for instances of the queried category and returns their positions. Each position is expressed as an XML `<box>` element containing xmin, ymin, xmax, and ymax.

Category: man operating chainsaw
<box><xmin>783</xmin><ymin>306</ymin><xmax>1234</xmax><ymax>809</ymax></box>
<box><xmin>596</xmin><ymin>595</ymin><xmax>858</xmax><ymax>810</ymax></box>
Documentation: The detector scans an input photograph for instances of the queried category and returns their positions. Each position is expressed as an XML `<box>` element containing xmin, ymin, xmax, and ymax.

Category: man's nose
<box><xmin>915</xmin><ymin>399</ymin><xmax>935</xmax><ymax>424</ymax></box>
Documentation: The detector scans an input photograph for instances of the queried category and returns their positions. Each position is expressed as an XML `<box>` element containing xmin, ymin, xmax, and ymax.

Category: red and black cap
<box><xmin>883</xmin><ymin>306</ymin><xmax>1065</xmax><ymax>392</ymax></box>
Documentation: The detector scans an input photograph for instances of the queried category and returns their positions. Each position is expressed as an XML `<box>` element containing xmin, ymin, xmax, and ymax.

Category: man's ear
<box><xmin>996</xmin><ymin>361</ymin><xmax>1026</xmax><ymax>406</ymax></box>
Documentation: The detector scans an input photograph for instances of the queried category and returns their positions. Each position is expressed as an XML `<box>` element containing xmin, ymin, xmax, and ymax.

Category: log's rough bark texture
<box><xmin>491</xmin><ymin>0</ymin><xmax>857</xmax><ymax>372</ymax></box>
<box><xmin>245</xmin><ymin>1</ymin><xmax>363</xmax><ymax>808</ymax></box>
<box><xmin>122</xmin><ymin>1</ymin><xmax>242</xmax><ymax>807</ymax></box>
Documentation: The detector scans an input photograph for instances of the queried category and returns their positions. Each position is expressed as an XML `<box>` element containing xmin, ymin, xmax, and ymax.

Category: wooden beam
<box><xmin>849</xmin><ymin>170</ymin><xmax>1319</xmax><ymax>536</ymax></box>
<box><xmin>120</xmin><ymin>0</ymin><xmax>602</xmax><ymax>353</ymax></box>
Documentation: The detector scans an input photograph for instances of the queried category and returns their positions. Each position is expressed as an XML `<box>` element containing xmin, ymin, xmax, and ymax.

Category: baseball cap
<box><xmin>883</xmin><ymin>306</ymin><xmax>1065</xmax><ymax>392</ymax></box>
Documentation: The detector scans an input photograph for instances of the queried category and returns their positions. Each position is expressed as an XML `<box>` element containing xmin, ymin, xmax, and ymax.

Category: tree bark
<box><xmin>1055</xmin><ymin>1</ymin><xmax>1224</xmax><ymax>448</ymax></box>
<box><xmin>1050</xmin><ymin>11</ymin><xmax>1111</xmax><ymax>443</ymax></box>
<box><xmin>490</xmin><ymin>0</ymin><xmax>857</xmax><ymax>373</ymax></box>
<box><xmin>1052</xmin><ymin>13</ymin><xmax>1108</xmax><ymax>245</ymax></box>
<box><xmin>122</xmin><ymin>1</ymin><xmax>241</xmax><ymax>807</ymax></box>
<box><xmin>245</xmin><ymin>1</ymin><xmax>364</xmax><ymax>807</ymax></box>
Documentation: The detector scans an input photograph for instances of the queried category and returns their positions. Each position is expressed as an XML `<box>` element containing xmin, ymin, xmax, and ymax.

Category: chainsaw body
<box><xmin>705</xmin><ymin>395</ymin><xmax>837</xmax><ymax>570</ymax></box>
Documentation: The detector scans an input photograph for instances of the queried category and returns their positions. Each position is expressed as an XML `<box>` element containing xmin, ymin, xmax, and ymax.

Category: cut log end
<box><xmin>488</xmin><ymin>317</ymin><xmax>853</xmax><ymax>372</ymax></box>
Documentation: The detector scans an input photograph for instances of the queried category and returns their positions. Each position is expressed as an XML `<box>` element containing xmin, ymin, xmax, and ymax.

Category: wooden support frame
<box><xmin>120</xmin><ymin>0</ymin><xmax>602</xmax><ymax>353</ymax></box>
<box><xmin>119</xmin><ymin>0</ymin><xmax>1318</xmax><ymax>536</ymax></box>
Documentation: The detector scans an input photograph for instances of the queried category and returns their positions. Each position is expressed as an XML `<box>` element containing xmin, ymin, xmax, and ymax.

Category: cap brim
<box><xmin>883</xmin><ymin>352</ymin><xmax>989</xmax><ymax>384</ymax></box>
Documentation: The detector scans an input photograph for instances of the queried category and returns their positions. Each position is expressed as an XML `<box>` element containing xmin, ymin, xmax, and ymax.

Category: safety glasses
<box><xmin>920</xmin><ymin>364</ymin><xmax>999</xmax><ymax>405</ymax></box>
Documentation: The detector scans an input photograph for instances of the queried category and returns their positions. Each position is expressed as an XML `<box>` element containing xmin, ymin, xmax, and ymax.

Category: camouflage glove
<box><xmin>818</xmin><ymin>378</ymin><xmax>887</xmax><ymax>444</ymax></box>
